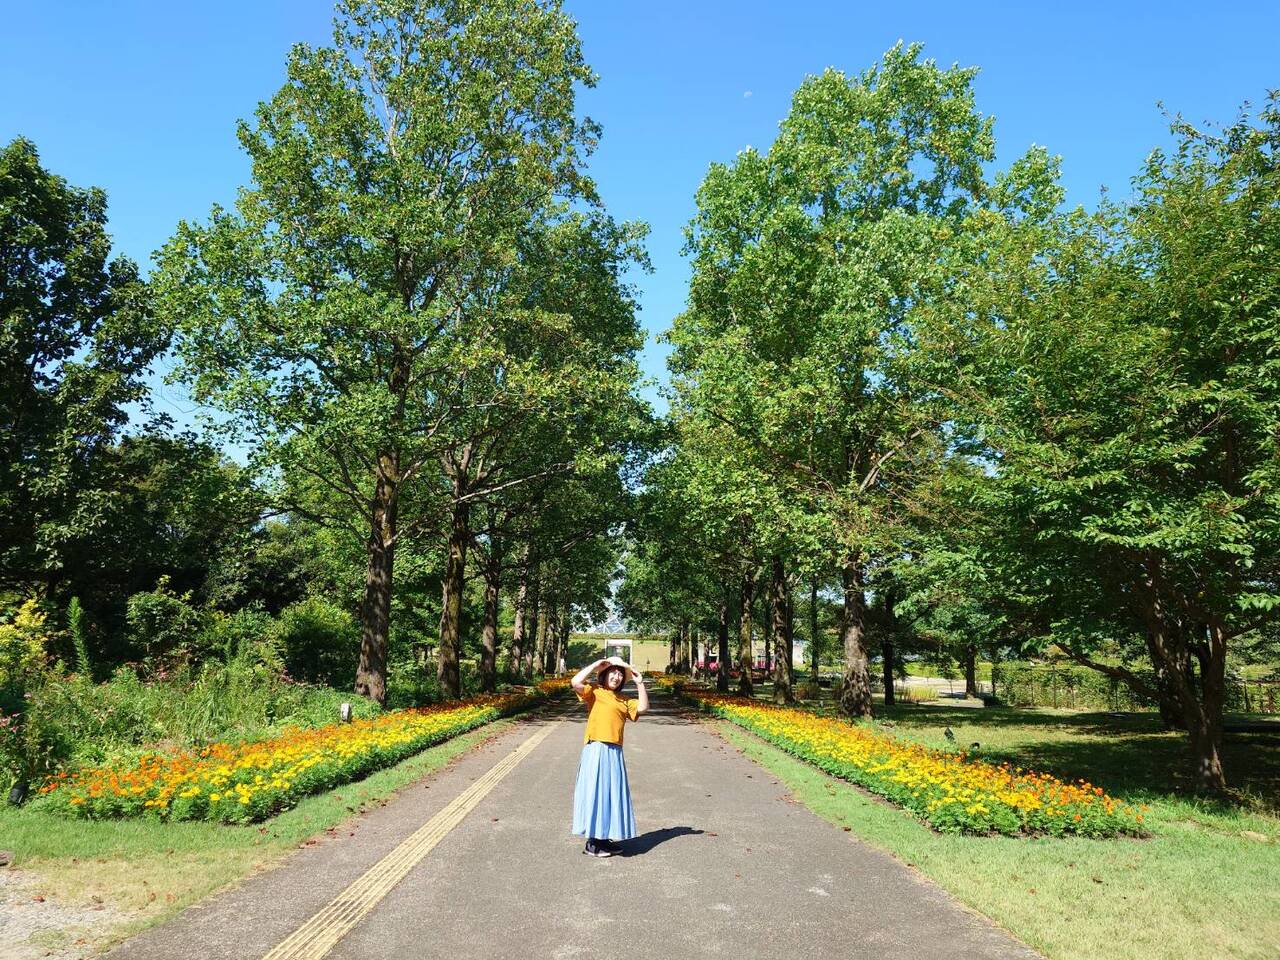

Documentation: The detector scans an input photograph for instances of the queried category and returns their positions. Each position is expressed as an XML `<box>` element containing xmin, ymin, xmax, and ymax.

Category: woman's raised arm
<box><xmin>632</xmin><ymin>669</ymin><xmax>649</xmax><ymax>717</ymax></box>
<box><xmin>571</xmin><ymin>658</ymin><xmax>607</xmax><ymax>693</ymax></box>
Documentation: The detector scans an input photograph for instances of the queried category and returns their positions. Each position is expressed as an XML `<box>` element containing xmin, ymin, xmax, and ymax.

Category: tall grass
<box><xmin>12</xmin><ymin>660</ymin><xmax>380</xmax><ymax>784</ymax></box>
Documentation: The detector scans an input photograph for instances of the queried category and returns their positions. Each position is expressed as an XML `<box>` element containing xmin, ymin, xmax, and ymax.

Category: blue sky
<box><xmin>4</xmin><ymin>1</ymin><xmax>1277</xmax><ymax>426</ymax></box>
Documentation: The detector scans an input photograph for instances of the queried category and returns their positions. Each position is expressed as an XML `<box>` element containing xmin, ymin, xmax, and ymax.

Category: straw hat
<box><xmin>596</xmin><ymin>656</ymin><xmax>634</xmax><ymax>681</ymax></box>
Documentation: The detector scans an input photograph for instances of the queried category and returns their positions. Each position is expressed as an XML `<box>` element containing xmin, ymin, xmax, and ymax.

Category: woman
<box><xmin>570</xmin><ymin>656</ymin><xmax>648</xmax><ymax>857</ymax></box>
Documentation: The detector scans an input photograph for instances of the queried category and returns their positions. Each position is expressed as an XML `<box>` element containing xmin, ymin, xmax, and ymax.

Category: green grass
<box><xmin>0</xmin><ymin>720</ymin><xmax>511</xmax><ymax>954</ymax></box>
<box><xmin>717</xmin><ymin>703</ymin><xmax>1280</xmax><ymax>960</ymax></box>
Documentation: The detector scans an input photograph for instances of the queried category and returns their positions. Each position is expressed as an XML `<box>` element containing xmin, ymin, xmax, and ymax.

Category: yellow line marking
<box><xmin>261</xmin><ymin>723</ymin><xmax>555</xmax><ymax>960</ymax></box>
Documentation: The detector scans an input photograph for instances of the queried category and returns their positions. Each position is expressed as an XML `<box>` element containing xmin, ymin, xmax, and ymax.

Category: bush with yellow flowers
<box><xmin>36</xmin><ymin>679</ymin><xmax>566</xmax><ymax>823</ymax></box>
<box><xmin>683</xmin><ymin>688</ymin><xmax>1144</xmax><ymax>837</ymax></box>
<box><xmin>0</xmin><ymin>599</ymin><xmax>50</xmax><ymax>694</ymax></box>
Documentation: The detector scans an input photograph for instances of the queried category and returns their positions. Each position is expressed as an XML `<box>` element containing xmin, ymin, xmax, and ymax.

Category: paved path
<box><xmin>107</xmin><ymin>691</ymin><xmax>1038</xmax><ymax>960</ymax></box>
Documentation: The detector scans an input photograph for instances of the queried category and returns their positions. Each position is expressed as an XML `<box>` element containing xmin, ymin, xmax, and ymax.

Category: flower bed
<box><xmin>682</xmin><ymin>687</ymin><xmax>1144</xmax><ymax>837</ymax></box>
<box><xmin>36</xmin><ymin>680</ymin><xmax>566</xmax><ymax>823</ymax></box>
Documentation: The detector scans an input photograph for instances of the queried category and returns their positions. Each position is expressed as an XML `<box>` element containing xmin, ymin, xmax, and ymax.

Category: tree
<box><xmin>673</xmin><ymin>44</ymin><xmax>1000</xmax><ymax>718</ymax></box>
<box><xmin>926</xmin><ymin>98</ymin><xmax>1280</xmax><ymax>791</ymax></box>
<box><xmin>156</xmin><ymin>0</ymin><xmax>608</xmax><ymax>704</ymax></box>
<box><xmin>431</xmin><ymin>211</ymin><xmax>647</xmax><ymax>697</ymax></box>
<box><xmin>1</xmin><ymin>137</ymin><xmax>162</xmax><ymax>602</ymax></box>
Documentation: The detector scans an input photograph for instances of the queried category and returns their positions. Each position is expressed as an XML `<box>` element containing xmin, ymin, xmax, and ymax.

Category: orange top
<box><xmin>577</xmin><ymin>683</ymin><xmax>639</xmax><ymax>746</ymax></box>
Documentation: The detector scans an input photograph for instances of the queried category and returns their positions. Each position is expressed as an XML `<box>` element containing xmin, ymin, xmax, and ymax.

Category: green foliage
<box><xmin>914</xmin><ymin>95</ymin><xmax>1280</xmax><ymax>786</ymax></box>
<box><xmin>0</xmin><ymin>600</ymin><xmax>57</xmax><ymax>794</ymax></box>
<box><xmin>153</xmin><ymin>0</ymin><xmax>647</xmax><ymax>702</ymax></box>
<box><xmin>68</xmin><ymin>596</ymin><xmax>92</xmax><ymax>680</ymax></box>
<box><xmin>125</xmin><ymin>578</ymin><xmax>206</xmax><ymax>664</ymax></box>
<box><xmin>36</xmin><ymin>685</ymin><xmax>554</xmax><ymax>823</ymax></box>
<box><xmin>202</xmin><ymin>519</ymin><xmax>315</xmax><ymax>615</ymax></box>
<box><xmin>0</xmin><ymin>137</ymin><xmax>164</xmax><ymax>602</ymax></box>
<box><xmin>992</xmin><ymin>661</ymin><xmax>1278</xmax><ymax>714</ymax></box>
<box><xmin>671</xmin><ymin>41</ymin><xmax>1009</xmax><ymax>572</ymax></box>
<box><xmin>11</xmin><ymin>661</ymin><xmax>381</xmax><ymax>781</ymax></box>
<box><xmin>203</xmin><ymin>607</ymin><xmax>281</xmax><ymax>670</ymax></box>
<box><xmin>273</xmin><ymin>596</ymin><xmax>356</xmax><ymax>687</ymax></box>
<box><xmin>0</xmin><ymin>599</ymin><xmax>50</xmax><ymax>702</ymax></box>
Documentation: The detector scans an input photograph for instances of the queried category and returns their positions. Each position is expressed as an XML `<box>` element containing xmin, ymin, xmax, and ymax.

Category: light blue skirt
<box><xmin>572</xmin><ymin>740</ymin><xmax>637</xmax><ymax>840</ymax></box>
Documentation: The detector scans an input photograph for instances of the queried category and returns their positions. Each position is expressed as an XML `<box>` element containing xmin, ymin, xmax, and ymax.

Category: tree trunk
<box><xmin>717</xmin><ymin>597</ymin><xmax>731</xmax><ymax>693</ymax></box>
<box><xmin>770</xmin><ymin>556</ymin><xmax>792</xmax><ymax>704</ymax></box>
<box><xmin>879</xmin><ymin>586</ymin><xmax>899</xmax><ymax>707</ymax></box>
<box><xmin>1136</xmin><ymin>567</ymin><xmax>1228</xmax><ymax>793</ymax></box>
<box><xmin>1145</xmin><ymin>629</ymin><xmax>1188</xmax><ymax>729</ymax></box>
<box><xmin>738</xmin><ymin>569</ymin><xmax>755</xmax><ymax>696</ymax></box>
<box><xmin>809</xmin><ymin>579</ymin><xmax>820</xmax><ymax>683</ymax></box>
<box><xmin>882</xmin><ymin>635</ymin><xmax>896</xmax><ymax>707</ymax></box>
<box><xmin>540</xmin><ymin>609</ymin><xmax>555</xmax><ymax>675</ymax></box>
<box><xmin>964</xmin><ymin>644</ymin><xmax>979</xmax><ymax>699</ymax></box>
<box><xmin>522</xmin><ymin>578</ymin><xmax>540</xmax><ymax>678</ymax></box>
<box><xmin>679</xmin><ymin>621</ymin><xmax>691</xmax><ymax>673</ymax></box>
<box><xmin>785</xmin><ymin>580</ymin><xmax>795</xmax><ymax>687</ymax></box>
<box><xmin>668</xmin><ymin>629</ymin><xmax>679</xmax><ymax>674</ymax></box>
<box><xmin>557</xmin><ymin>610</ymin><xmax>570</xmax><ymax>674</ymax></box>
<box><xmin>552</xmin><ymin>608</ymin><xmax>564</xmax><ymax>673</ymax></box>
<box><xmin>355</xmin><ymin>459</ymin><xmax>397</xmax><ymax>706</ymax></box>
<box><xmin>1186</xmin><ymin>622</ymin><xmax>1228</xmax><ymax>793</ymax></box>
<box><xmin>480</xmin><ymin>556</ymin><xmax>501</xmax><ymax>693</ymax></box>
<box><xmin>437</xmin><ymin>495</ymin><xmax>470</xmax><ymax>700</ymax></box>
<box><xmin>838</xmin><ymin>562</ymin><xmax>872</xmax><ymax>719</ymax></box>
<box><xmin>763</xmin><ymin>597</ymin><xmax>773</xmax><ymax>675</ymax></box>
<box><xmin>510</xmin><ymin>547</ymin><xmax>531</xmax><ymax>678</ymax></box>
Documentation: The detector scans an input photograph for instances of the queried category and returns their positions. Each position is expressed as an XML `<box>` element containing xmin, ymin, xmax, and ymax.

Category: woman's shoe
<box><xmin>583</xmin><ymin>839</ymin><xmax>613</xmax><ymax>858</ymax></box>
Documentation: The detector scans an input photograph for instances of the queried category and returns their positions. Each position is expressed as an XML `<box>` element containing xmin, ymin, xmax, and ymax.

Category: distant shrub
<box><xmin>991</xmin><ymin>661</ymin><xmax>1276</xmax><ymax>714</ymax></box>
<box><xmin>202</xmin><ymin>607</ymin><xmax>280</xmax><ymax>671</ymax></box>
<box><xmin>796</xmin><ymin>682</ymin><xmax>822</xmax><ymax>700</ymax></box>
<box><xmin>125</xmin><ymin>578</ymin><xmax>207</xmax><ymax>663</ymax></box>
<box><xmin>273</xmin><ymin>596</ymin><xmax>356</xmax><ymax>687</ymax></box>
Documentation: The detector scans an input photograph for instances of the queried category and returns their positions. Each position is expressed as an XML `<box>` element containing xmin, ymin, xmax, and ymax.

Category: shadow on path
<box><xmin>619</xmin><ymin>826</ymin><xmax>704</xmax><ymax>856</ymax></box>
